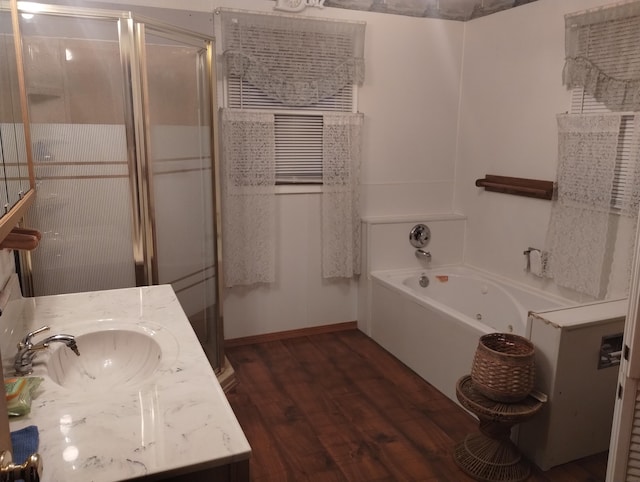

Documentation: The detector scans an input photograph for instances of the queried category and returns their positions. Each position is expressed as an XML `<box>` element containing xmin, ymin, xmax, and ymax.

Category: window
<box><xmin>546</xmin><ymin>2</ymin><xmax>640</xmax><ymax>298</ymax></box>
<box><xmin>570</xmin><ymin>89</ymin><xmax>639</xmax><ymax>212</ymax></box>
<box><xmin>219</xmin><ymin>9</ymin><xmax>364</xmax><ymax>185</ymax></box>
<box><xmin>225</xmin><ymin>75</ymin><xmax>357</xmax><ymax>185</ymax></box>
<box><xmin>564</xmin><ymin>3</ymin><xmax>640</xmax><ymax>212</ymax></box>
<box><xmin>218</xmin><ymin>10</ymin><xmax>366</xmax><ymax>281</ymax></box>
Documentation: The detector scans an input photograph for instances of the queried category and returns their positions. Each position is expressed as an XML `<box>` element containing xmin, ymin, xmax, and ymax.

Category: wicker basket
<box><xmin>471</xmin><ymin>333</ymin><xmax>535</xmax><ymax>403</ymax></box>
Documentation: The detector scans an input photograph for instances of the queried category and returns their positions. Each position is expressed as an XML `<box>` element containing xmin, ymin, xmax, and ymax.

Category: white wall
<box><xmin>359</xmin><ymin>14</ymin><xmax>463</xmax><ymax>217</ymax></box>
<box><xmin>224</xmin><ymin>193</ymin><xmax>357</xmax><ymax>339</ymax></box>
<box><xmin>454</xmin><ymin>0</ymin><xmax>622</xmax><ymax>302</ymax></box>
<box><xmin>365</xmin><ymin>215</ymin><xmax>466</xmax><ymax>273</ymax></box>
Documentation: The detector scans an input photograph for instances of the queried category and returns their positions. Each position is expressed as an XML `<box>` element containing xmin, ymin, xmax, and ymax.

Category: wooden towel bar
<box><xmin>475</xmin><ymin>175</ymin><xmax>554</xmax><ymax>200</ymax></box>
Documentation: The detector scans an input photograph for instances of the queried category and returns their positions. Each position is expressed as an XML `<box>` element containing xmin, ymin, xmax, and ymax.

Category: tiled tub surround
<box><xmin>1</xmin><ymin>284</ymin><xmax>250</xmax><ymax>481</ymax></box>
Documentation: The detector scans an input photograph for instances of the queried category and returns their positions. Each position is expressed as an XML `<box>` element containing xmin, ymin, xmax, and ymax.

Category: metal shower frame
<box><xmin>10</xmin><ymin>1</ymin><xmax>226</xmax><ymax>371</ymax></box>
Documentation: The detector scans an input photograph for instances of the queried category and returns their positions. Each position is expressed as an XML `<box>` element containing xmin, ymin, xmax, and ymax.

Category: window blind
<box><xmin>275</xmin><ymin>114</ymin><xmax>323</xmax><ymax>184</ymax></box>
<box><xmin>225</xmin><ymin>77</ymin><xmax>355</xmax><ymax>184</ymax></box>
<box><xmin>226</xmin><ymin>77</ymin><xmax>354</xmax><ymax>112</ymax></box>
<box><xmin>570</xmin><ymin>88</ymin><xmax>639</xmax><ymax>212</ymax></box>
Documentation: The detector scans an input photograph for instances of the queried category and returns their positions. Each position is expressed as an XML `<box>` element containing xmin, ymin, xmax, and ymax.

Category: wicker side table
<box><xmin>454</xmin><ymin>375</ymin><xmax>544</xmax><ymax>482</ymax></box>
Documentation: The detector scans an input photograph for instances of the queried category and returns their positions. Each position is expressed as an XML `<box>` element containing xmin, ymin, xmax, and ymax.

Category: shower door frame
<box><xmin>15</xmin><ymin>2</ymin><xmax>225</xmax><ymax>372</ymax></box>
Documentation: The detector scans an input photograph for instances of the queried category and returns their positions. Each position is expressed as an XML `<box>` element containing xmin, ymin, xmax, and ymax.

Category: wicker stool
<box><xmin>454</xmin><ymin>375</ymin><xmax>544</xmax><ymax>482</ymax></box>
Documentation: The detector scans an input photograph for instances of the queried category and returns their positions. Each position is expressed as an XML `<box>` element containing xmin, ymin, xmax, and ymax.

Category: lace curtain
<box><xmin>322</xmin><ymin>113</ymin><xmax>363</xmax><ymax>279</ymax></box>
<box><xmin>563</xmin><ymin>2</ymin><xmax>640</xmax><ymax>111</ymax></box>
<box><xmin>219</xmin><ymin>9</ymin><xmax>365</xmax><ymax>107</ymax></box>
<box><xmin>544</xmin><ymin>114</ymin><xmax>622</xmax><ymax>298</ymax></box>
<box><xmin>220</xmin><ymin>109</ymin><xmax>276</xmax><ymax>287</ymax></box>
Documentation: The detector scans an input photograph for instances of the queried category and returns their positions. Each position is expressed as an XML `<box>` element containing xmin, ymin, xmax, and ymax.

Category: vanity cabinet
<box><xmin>517</xmin><ymin>300</ymin><xmax>626</xmax><ymax>470</ymax></box>
<box><xmin>160</xmin><ymin>462</ymin><xmax>249</xmax><ymax>481</ymax></box>
<box><xmin>3</xmin><ymin>284</ymin><xmax>251</xmax><ymax>482</ymax></box>
<box><xmin>0</xmin><ymin>352</ymin><xmax>10</xmax><ymax>454</ymax></box>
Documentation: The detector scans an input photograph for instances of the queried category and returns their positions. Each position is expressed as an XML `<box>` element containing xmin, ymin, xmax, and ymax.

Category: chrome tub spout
<box><xmin>415</xmin><ymin>249</ymin><xmax>432</xmax><ymax>263</ymax></box>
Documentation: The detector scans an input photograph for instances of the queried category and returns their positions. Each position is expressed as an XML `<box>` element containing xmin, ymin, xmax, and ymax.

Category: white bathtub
<box><xmin>369</xmin><ymin>266</ymin><xmax>570</xmax><ymax>403</ymax></box>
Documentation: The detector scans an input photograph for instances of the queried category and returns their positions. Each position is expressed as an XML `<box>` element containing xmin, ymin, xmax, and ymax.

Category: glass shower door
<box><xmin>19</xmin><ymin>12</ymin><xmax>136</xmax><ymax>295</ymax></box>
<box><xmin>15</xmin><ymin>5</ymin><xmax>224</xmax><ymax>372</ymax></box>
<box><xmin>140</xmin><ymin>27</ymin><xmax>221</xmax><ymax>368</ymax></box>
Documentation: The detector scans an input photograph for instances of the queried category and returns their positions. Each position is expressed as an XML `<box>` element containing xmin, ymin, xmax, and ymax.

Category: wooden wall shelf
<box><xmin>475</xmin><ymin>175</ymin><xmax>554</xmax><ymax>200</ymax></box>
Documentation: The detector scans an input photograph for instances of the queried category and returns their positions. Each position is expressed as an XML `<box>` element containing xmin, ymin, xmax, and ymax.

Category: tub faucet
<box><xmin>14</xmin><ymin>325</ymin><xmax>80</xmax><ymax>376</ymax></box>
<box><xmin>415</xmin><ymin>249</ymin><xmax>432</xmax><ymax>263</ymax></box>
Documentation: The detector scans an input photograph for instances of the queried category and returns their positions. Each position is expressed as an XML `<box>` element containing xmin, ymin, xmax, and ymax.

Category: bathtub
<box><xmin>369</xmin><ymin>266</ymin><xmax>570</xmax><ymax>404</ymax></box>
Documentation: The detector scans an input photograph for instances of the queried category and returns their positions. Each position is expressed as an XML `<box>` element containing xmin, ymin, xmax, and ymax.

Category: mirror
<box><xmin>0</xmin><ymin>6</ymin><xmax>30</xmax><ymax>212</ymax></box>
<box><xmin>0</xmin><ymin>1</ymin><xmax>35</xmax><ymax>242</ymax></box>
<box><xmin>0</xmin><ymin>8</ymin><xmax>18</xmax><ymax>213</ymax></box>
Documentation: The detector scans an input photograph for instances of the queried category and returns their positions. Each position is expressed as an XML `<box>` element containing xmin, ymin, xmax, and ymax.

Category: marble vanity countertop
<box><xmin>3</xmin><ymin>285</ymin><xmax>251</xmax><ymax>481</ymax></box>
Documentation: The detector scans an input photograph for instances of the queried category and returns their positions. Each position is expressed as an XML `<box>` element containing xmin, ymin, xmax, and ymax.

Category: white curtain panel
<box><xmin>322</xmin><ymin>113</ymin><xmax>363</xmax><ymax>279</ymax></box>
<box><xmin>220</xmin><ymin>109</ymin><xmax>276</xmax><ymax>287</ymax></box>
<box><xmin>545</xmin><ymin>114</ymin><xmax>621</xmax><ymax>297</ymax></box>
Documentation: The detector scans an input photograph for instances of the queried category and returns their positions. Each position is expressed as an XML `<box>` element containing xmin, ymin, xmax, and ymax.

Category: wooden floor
<box><xmin>225</xmin><ymin>329</ymin><xmax>608</xmax><ymax>482</ymax></box>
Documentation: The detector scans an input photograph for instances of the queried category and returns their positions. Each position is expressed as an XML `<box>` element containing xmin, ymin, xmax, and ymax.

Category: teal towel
<box><xmin>10</xmin><ymin>425</ymin><xmax>38</xmax><ymax>465</ymax></box>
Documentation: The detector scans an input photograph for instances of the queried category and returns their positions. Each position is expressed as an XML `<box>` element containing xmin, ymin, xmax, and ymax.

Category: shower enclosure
<box><xmin>11</xmin><ymin>3</ymin><xmax>224</xmax><ymax>371</ymax></box>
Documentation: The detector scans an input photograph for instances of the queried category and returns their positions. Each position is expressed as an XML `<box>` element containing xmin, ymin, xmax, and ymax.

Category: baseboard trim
<box><xmin>224</xmin><ymin>321</ymin><xmax>358</xmax><ymax>348</ymax></box>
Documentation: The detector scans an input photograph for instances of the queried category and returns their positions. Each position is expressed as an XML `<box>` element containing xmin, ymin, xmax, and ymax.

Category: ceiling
<box><xmin>322</xmin><ymin>0</ymin><xmax>538</xmax><ymax>21</ymax></box>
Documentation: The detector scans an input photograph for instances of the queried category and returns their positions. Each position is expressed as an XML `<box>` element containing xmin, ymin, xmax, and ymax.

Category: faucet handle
<box><xmin>19</xmin><ymin>325</ymin><xmax>50</xmax><ymax>348</ymax></box>
<box><xmin>0</xmin><ymin>451</ymin><xmax>43</xmax><ymax>482</ymax></box>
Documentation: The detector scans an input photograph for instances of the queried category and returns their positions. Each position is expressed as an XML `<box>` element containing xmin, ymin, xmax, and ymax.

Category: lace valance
<box><xmin>563</xmin><ymin>2</ymin><xmax>640</xmax><ymax>111</ymax></box>
<box><xmin>219</xmin><ymin>9</ymin><xmax>365</xmax><ymax>107</ymax></box>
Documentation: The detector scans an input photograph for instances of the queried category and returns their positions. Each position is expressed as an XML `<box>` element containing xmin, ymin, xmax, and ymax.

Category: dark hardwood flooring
<box><xmin>225</xmin><ymin>329</ymin><xmax>608</xmax><ymax>481</ymax></box>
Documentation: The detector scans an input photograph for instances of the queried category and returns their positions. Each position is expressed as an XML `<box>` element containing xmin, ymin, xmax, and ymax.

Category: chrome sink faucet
<box><xmin>14</xmin><ymin>326</ymin><xmax>80</xmax><ymax>376</ymax></box>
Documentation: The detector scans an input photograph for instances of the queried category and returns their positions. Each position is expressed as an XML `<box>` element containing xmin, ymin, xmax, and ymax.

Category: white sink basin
<box><xmin>46</xmin><ymin>329</ymin><xmax>163</xmax><ymax>390</ymax></box>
